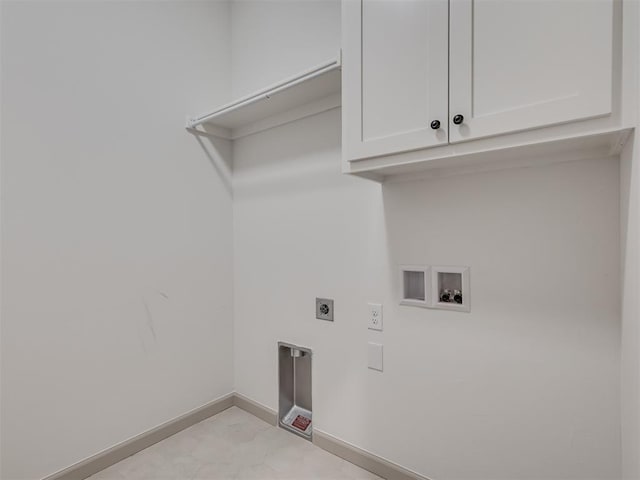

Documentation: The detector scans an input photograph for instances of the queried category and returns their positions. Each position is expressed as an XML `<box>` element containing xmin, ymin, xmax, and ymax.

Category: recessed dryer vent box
<box><xmin>431</xmin><ymin>266</ymin><xmax>470</xmax><ymax>312</ymax></box>
<box><xmin>278</xmin><ymin>342</ymin><xmax>312</xmax><ymax>440</ymax></box>
<box><xmin>400</xmin><ymin>266</ymin><xmax>431</xmax><ymax>308</ymax></box>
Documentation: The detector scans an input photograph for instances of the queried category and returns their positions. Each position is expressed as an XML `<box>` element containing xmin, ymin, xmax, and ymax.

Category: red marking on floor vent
<box><xmin>292</xmin><ymin>415</ymin><xmax>311</xmax><ymax>431</ymax></box>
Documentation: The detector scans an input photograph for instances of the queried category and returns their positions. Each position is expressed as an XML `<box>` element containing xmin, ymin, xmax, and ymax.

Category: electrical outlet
<box><xmin>316</xmin><ymin>298</ymin><xmax>334</xmax><ymax>321</ymax></box>
<box><xmin>368</xmin><ymin>303</ymin><xmax>383</xmax><ymax>331</ymax></box>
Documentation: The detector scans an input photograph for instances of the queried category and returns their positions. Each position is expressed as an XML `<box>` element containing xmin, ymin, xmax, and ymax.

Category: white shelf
<box><xmin>187</xmin><ymin>57</ymin><xmax>341</xmax><ymax>139</ymax></box>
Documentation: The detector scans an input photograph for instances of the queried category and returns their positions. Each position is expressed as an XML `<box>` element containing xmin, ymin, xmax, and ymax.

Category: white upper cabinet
<box><xmin>449</xmin><ymin>0</ymin><xmax>613</xmax><ymax>143</ymax></box>
<box><xmin>342</xmin><ymin>0</ymin><xmax>449</xmax><ymax>161</ymax></box>
<box><xmin>342</xmin><ymin>0</ymin><xmax>624</xmax><ymax>177</ymax></box>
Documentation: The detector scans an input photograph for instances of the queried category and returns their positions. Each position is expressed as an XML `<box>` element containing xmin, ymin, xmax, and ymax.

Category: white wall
<box><xmin>621</xmin><ymin>1</ymin><xmax>640</xmax><ymax>477</ymax></box>
<box><xmin>0</xmin><ymin>2</ymin><xmax>234</xmax><ymax>479</ymax></box>
<box><xmin>231</xmin><ymin>4</ymin><xmax>621</xmax><ymax>479</ymax></box>
<box><xmin>621</xmin><ymin>134</ymin><xmax>640</xmax><ymax>480</ymax></box>
<box><xmin>0</xmin><ymin>1</ymin><xmax>628</xmax><ymax>479</ymax></box>
<box><xmin>233</xmin><ymin>108</ymin><xmax>622</xmax><ymax>480</ymax></box>
<box><xmin>230</xmin><ymin>0</ymin><xmax>340</xmax><ymax>98</ymax></box>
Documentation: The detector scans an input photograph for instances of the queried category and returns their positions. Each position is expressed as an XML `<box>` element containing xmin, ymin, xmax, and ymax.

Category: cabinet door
<box><xmin>449</xmin><ymin>0</ymin><xmax>613</xmax><ymax>144</ymax></box>
<box><xmin>342</xmin><ymin>0</ymin><xmax>449</xmax><ymax>161</ymax></box>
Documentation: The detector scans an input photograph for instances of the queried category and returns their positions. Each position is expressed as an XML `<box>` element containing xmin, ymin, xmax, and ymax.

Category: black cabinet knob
<box><xmin>452</xmin><ymin>114</ymin><xmax>464</xmax><ymax>125</ymax></box>
<box><xmin>430</xmin><ymin>120</ymin><xmax>441</xmax><ymax>130</ymax></box>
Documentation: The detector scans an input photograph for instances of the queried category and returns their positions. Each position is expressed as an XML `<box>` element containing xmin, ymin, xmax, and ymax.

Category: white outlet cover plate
<box><xmin>368</xmin><ymin>342</ymin><xmax>383</xmax><ymax>372</ymax></box>
<box><xmin>367</xmin><ymin>303</ymin><xmax>383</xmax><ymax>331</ymax></box>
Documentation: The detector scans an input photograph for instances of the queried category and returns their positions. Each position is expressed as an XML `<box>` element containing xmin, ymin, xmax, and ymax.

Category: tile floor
<box><xmin>88</xmin><ymin>406</ymin><xmax>382</xmax><ymax>480</ymax></box>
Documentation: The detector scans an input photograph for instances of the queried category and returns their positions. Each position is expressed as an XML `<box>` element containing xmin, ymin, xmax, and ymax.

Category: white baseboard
<box><xmin>232</xmin><ymin>393</ymin><xmax>430</xmax><ymax>480</ymax></box>
<box><xmin>42</xmin><ymin>392</ymin><xmax>428</xmax><ymax>480</ymax></box>
<box><xmin>313</xmin><ymin>429</ymin><xmax>430</xmax><ymax>480</ymax></box>
<box><xmin>233</xmin><ymin>392</ymin><xmax>278</xmax><ymax>426</ymax></box>
<box><xmin>43</xmin><ymin>393</ymin><xmax>235</xmax><ymax>480</ymax></box>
